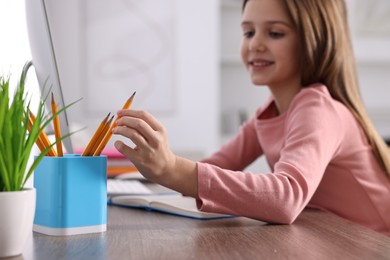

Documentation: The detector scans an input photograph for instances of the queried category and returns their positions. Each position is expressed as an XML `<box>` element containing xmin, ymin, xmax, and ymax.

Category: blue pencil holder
<box><xmin>33</xmin><ymin>154</ymin><xmax>107</xmax><ymax>236</ymax></box>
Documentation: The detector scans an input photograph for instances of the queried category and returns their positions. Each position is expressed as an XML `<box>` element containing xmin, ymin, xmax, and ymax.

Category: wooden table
<box><xmin>18</xmin><ymin>205</ymin><xmax>390</xmax><ymax>260</ymax></box>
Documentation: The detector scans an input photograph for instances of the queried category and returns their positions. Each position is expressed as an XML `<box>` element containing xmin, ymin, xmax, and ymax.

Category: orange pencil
<box><xmin>89</xmin><ymin>115</ymin><xmax>114</xmax><ymax>156</ymax></box>
<box><xmin>51</xmin><ymin>93</ymin><xmax>63</xmax><ymax>156</ymax></box>
<box><xmin>93</xmin><ymin>91</ymin><xmax>136</xmax><ymax>156</ymax></box>
<box><xmin>120</xmin><ymin>91</ymin><xmax>136</xmax><ymax>111</ymax></box>
<box><xmin>29</xmin><ymin>111</ymin><xmax>57</xmax><ymax>156</ymax></box>
<box><xmin>27</xmin><ymin>115</ymin><xmax>46</xmax><ymax>152</ymax></box>
<box><xmin>82</xmin><ymin>113</ymin><xmax>111</xmax><ymax>156</ymax></box>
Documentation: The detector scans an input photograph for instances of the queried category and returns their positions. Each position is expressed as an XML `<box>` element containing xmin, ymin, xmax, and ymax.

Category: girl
<box><xmin>112</xmin><ymin>0</ymin><xmax>390</xmax><ymax>235</ymax></box>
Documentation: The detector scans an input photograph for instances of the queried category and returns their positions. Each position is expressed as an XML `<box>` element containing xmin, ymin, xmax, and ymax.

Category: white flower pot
<box><xmin>0</xmin><ymin>188</ymin><xmax>36</xmax><ymax>258</ymax></box>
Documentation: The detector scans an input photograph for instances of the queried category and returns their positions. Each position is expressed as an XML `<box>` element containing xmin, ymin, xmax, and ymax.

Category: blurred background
<box><xmin>1</xmin><ymin>0</ymin><xmax>390</xmax><ymax>174</ymax></box>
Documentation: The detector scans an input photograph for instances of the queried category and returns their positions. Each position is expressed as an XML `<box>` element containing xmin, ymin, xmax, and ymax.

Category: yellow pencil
<box><xmin>82</xmin><ymin>113</ymin><xmax>111</xmax><ymax>156</ymax></box>
<box><xmin>51</xmin><ymin>93</ymin><xmax>63</xmax><ymax>156</ymax></box>
<box><xmin>121</xmin><ymin>91</ymin><xmax>136</xmax><ymax>110</ymax></box>
<box><xmin>27</xmin><ymin>114</ymin><xmax>46</xmax><ymax>153</ymax></box>
<box><xmin>89</xmin><ymin>115</ymin><xmax>114</xmax><ymax>156</ymax></box>
<box><xmin>29</xmin><ymin>111</ymin><xmax>57</xmax><ymax>156</ymax></box>
<box><xmin>93</xmin><ymin>91</ymin><xmax>136</xmax><ymax>156</ymax></box>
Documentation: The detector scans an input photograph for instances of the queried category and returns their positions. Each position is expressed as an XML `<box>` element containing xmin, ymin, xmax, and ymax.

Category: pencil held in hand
<box><xmin>51</xmin><ymin>93</ymin><xmax>63</xmax><ymax>156</ymax></box>
<box><xmin>93</xmin><ymin>91</ymin><xmax>136</xmax><ymax>156</ymax></box>
<box><xmin>121</xmin><ymin>91</ymin><xmax>136</xmax><ymax>110</ymax></box>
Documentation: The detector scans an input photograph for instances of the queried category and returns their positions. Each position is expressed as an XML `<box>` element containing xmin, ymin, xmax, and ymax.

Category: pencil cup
<box><xmin>33</xmin><ymin>154</ymin><xmax>107</xmax><ymax>236</ymax></box>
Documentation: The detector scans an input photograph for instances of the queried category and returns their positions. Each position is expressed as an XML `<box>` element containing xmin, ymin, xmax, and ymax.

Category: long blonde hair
<box><xmin>243</xmin><ymin>0</ymin><xmax>390</xmax><ymax>177</ymax></box>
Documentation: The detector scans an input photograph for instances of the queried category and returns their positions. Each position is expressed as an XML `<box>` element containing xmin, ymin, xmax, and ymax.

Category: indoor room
<box><xmin>1</xmin><ymin>0</ymin><xmax>390</xmax><ymax>258</ymax></box>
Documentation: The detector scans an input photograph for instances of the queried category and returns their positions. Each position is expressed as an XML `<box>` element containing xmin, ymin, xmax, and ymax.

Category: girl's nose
<box><xmin>250</xmin><ymin>37</ymin><xmax>267</xmax><ymax>53</ymax></box>
<box><xmin>256</xmin><ymin>45</ymin><xmax>267</xmax><ymax>52</ymax></box>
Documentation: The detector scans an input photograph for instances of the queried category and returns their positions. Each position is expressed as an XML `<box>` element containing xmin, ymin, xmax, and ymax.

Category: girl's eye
<box><xmin>243</xmin><ymin>30</ymin><xmax>255</xmax><ymax>38</ymax></box>
<box><xmin>269</xmin><ymin>31</ymin><xmax>284</xmax><ymax>39</ymax></box>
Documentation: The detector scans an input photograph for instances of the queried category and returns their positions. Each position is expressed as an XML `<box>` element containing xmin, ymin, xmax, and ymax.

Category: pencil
<box><xmin>89</xmin><ymin>115</ymin><xmax>114</xmax><ymax>156</ymax></box>
<box><xmin>93</xmin><ymin>91</ymin><xmax>136</xmax><ymax>156</ymax></box>
<box><xmin>27</xmin><ymin>115</ymin><xmax>46</xmax><ymax>153</ymax></box>
<box><xmin>29</xmin><ymin>111</ymin><xmax>57</xmax><ymax>156</ymax></box>
<box><xmin>121</xmin><ymin>91</ymin><xmax>136</xmax><ymax>110</ymax></box>
<box><xmin>82</xmin><ymin>113</ymin><xmax>111</xmax><ymax>156</ymax></box>
<box><xmin>51</xmin><ymin>93</ymin><xmax>63</xmax><ymax>156</ymax></box>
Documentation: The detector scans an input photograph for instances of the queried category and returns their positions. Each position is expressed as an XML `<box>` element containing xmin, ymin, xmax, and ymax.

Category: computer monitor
<box><xmin>25</xmin><ymin>0</ymin><xmax>73</xmax><ymax>153</ymax></box>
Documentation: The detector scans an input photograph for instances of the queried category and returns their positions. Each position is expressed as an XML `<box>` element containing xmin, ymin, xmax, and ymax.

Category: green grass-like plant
<box><xmin>0</xmin><ymin>65</ymin><xmax>77</xmax><ymax>192</ymax></box>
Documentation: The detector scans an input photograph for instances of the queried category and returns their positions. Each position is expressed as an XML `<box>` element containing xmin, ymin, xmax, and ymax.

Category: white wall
<box><xmin>44</xmin><ymin>0</ymin><xmax>221</xmax><ymax>159</ymax></box>
<box><xmin>0</xmin><ymin>2</ymin><xmax>32</xmax><ymax>84</ymax></box>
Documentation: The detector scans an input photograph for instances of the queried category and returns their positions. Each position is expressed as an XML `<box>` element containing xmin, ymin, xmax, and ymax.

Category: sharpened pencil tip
<box><xmin>102</xmin><ymin>113</ymin><xmax>111</xmax><ymax>123</ymax></box>
<box><xmin>129</xmin><ymin>91</ymin><xmax>136</xmax><ymax>102</ymax></box>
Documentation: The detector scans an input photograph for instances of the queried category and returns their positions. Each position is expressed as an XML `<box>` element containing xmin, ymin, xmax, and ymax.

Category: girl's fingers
<box><xmin>114</xmin><ymin>140</ymin><xmax>138</xmax><ymax>162</ymax></box>
<box><xmin>113</xmin><ymin>125</ymin><xmax>147</xmax><ymax>148</ymax></box>
<box><xmin>113</xmin><ymin>109</ymin><xmax>175</xmax><ymax>182</ymax></box>
<box><xmin>117</xmin><ymin>109</ymin><xmax>163</xmax><ymax>131</ymax></box>
<box><xmin>115</xmin><ymin>110</ymin><xmax>165</xmax><ymax>147</ymax></box>
<box><xmin>114</xmin><ymin>140</ymin><xmax>151</xmax><ymax>168</ymax></box>
<box><xmin>115</xmin><ymin>116</ymin><xmax>158</xmax><ymax>146</ymax></box>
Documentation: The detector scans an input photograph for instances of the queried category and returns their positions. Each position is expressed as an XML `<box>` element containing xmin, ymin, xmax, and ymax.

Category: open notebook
<box><xmin>108</xmin><ymin>194</ymin><xmax>234</xmax><ymax>220</ymax></box>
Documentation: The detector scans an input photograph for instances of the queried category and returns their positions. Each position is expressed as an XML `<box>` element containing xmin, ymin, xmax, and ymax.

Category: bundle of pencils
<box><xmin>28</xmin><ymin>91</ymin><xmax>136</xmax><ymax>157</ymax></box>
<box><xmin>82</xmin><ymin>91</ymin><xmax>136</xmax><ymax>156</ymax></box>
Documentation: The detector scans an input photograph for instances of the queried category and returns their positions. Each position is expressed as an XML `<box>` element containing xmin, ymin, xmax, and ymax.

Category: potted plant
<box><xmin>0</xmin><ymin>63</ymin><xmax>72</xmax><ymax>257</ymax></box>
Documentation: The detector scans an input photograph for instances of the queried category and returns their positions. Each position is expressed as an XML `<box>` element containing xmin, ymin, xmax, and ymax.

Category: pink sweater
<box><xmin>197</xmin><ymin>84</ymin><xmax>390</xmax><ymax>235</ymax></box>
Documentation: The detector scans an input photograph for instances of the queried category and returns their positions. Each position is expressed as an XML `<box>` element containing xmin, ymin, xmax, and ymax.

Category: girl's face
<box><xmin>241</xmin><ymin>0</ymin><xmax>301</xmax><ymax>89</ymax></box>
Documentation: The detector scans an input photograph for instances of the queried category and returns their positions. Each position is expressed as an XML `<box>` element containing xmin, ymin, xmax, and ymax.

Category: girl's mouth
<box><xmin>250</xmin><ymin>60</ymin><xmax>274</xmax><ymax>67</ymax></box>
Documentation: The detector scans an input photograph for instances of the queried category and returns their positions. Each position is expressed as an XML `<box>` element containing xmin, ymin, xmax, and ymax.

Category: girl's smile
<box><xmin>240</xmin><ymin>0</ymin><xmax>302</xmax><ymax>113</ymax></box>
<box><xmin>249</xmin><ymin>58</ymin><xmax>275</xmax><ymax>72</ymax></box>
<box><xmin>240</xmin><ymin>0</ymin><xmax>301</xmax><ymax>91</ymax></box>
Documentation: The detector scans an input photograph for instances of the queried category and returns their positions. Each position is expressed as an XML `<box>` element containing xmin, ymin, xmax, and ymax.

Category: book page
<box><xmin>149</xmin><ymin>195</ymin><xmax>199</xmax><ymax>212</ymax></box>
<box><xmin>110</xmin><ymin>195</ymin><xmax>232</xmax><ymax>219</ymax></box>
<box><xmin>148</xmin><ymin>195</ymin><xmax>231</xmax><ymax>219</ymax></box>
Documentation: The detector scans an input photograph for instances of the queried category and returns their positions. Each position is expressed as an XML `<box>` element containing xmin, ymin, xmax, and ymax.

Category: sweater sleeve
<box><xmin>201</xmin><ymin>112</ymin><xmax>264</xmax><ymax>171</ymax></box>
<box><xmin>197</xmin><ymin>89</ymin><xmax>344</xmax><ymax>223</ymax></box>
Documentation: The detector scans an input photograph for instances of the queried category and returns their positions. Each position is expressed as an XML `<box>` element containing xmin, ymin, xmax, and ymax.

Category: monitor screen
<box><xmin>25</xmin><ymin>0</ymin><xmax>73</xmax><ymax>153</ymax></box>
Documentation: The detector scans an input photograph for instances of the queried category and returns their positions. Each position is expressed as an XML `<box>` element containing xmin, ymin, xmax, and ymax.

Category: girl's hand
<box><xmin>112</xmin><ymin>109</ymin><xmax>176</xmax><ymax>184</ymax></box>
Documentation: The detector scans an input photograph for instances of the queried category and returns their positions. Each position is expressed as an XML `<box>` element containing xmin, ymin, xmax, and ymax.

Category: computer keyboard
<box><xmin>107</xmin><ymin>179</ymin><xmax>152</xmax><ymax>196</ymax></box>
